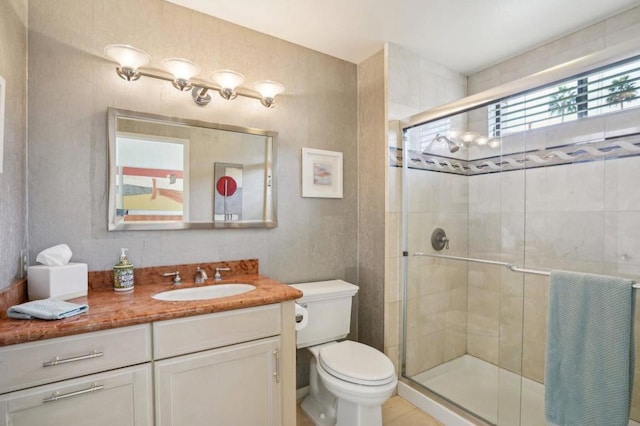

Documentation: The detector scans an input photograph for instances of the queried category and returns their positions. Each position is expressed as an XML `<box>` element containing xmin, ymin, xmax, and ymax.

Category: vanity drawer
<box><xmin>153</xmin><ymin>304</ymin><xmax>281</xmax><ymax>359</ymax></box>
<box><xmin>0</xmin><ymin>324</ymin><xmax>151</xmax><ymax>394</ymax></box>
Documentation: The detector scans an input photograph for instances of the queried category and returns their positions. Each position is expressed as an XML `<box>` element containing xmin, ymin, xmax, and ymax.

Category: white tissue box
<box><xmin>27</xmin><ymin>263</ymin><xmax>88</xmax><ymax>301</ymax></box>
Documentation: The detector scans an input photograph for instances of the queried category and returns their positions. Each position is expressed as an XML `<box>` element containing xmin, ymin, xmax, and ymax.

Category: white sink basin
<box><xmin>152</xmin><ymin>284</ymin><xmax>256</xmax><ymax>301</ymax></box>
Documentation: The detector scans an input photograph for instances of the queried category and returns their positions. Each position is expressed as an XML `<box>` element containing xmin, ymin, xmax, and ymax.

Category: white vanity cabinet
<box><xmin>0</xmin><ymin>301</ymin><xmax>297</xmax><ymax>426</ymax></box>
<box><xmin>0</xmin><ymin>324</ymin><xmax>153</xmax><ymax>426</ymax></box>
<box><xmin>155</xmin><ymin>336</ymin><xmax>281</xmax><ymax>425</ymax></box>
<box><xmin>152</xmin><ymin>303</ymin><xmax>295</xmax><ymax>426</ymax></box>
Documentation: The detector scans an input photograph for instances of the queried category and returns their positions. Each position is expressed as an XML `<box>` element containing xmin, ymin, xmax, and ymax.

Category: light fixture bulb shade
<box><xmin>212</xmin><ymin>70</ymin><xmax>246</xmax><ymax>90</ymax></box>
<box><xmin>475</xmin><ymin>136</ymin><xmax>489</xmax><ymax>145</ymax></box>
<box><xmin>462</xmin><ymin>132</ymin><xmax>478</xmax><ymax>143</ymax></box>
<box><xmin>104</xmin><ymin>44</ymin><xmax>150</xmax><ymax>69</ymax></box>
<box><xmin>253</xmin><ymin>80</ymin><xmax>286</xmax><ymax>98</ymax></box>
<box><xmin>488</xmin><ymin>138</ymin><xmax>502</xmax><ymax>148</ymax></box>
<box><xmin>162</xmin><ymin>58</ymin><xmax>201</xmax><ymax>81</ymax></box>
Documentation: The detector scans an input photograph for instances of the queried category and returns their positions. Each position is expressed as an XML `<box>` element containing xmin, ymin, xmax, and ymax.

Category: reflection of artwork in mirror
<box><xmin>116</xmin><ymin>134</ymin><xmax>188</xmax><ymax>223</ymax></box>
<box><xmin>301</xmin><ymin>148</ymin><xmax>343</xmax><ymax>198</ymax></box>
<box><xmin>108</xmin><ymin>108</ymin><xmax>278</xmax><ymax>230</ymax></box>
<box><xmin>214</xmin><ymin>162</ymin><xmax>243</xmax><ymax>221</ymax></box>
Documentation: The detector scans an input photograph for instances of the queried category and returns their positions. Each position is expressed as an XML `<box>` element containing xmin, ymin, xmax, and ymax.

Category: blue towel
<box><xmin>7</xmin><ymin>299</ymin><xmax>89</xmax><ymax>320</ymax></box>
<box><xmin>545</xmin><ymin>271</ymin><xmax>635</xmax><ymax>426</ymax></box>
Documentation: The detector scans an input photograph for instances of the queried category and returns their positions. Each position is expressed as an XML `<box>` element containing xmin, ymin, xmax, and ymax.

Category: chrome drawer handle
<box><xmin>43</xmin><ymin>382</ymin><xmax>104</xmax><ymax>403</ymax></box>
<box><xmin>42</xmin><ymin>350</ymin><xmax>104</xmax><ymax>367</ymax></box>
<box><xmin>273</xmin><ymin>349</ymin><xmax>280</xmax><ymax>383</ymax></box>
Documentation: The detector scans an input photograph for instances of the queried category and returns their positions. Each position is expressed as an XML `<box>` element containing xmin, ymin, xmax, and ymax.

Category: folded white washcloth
<box><xmin>7</xmin><ymin>299</ymin><xmax>88</xmax><ymax>320</ymax></box>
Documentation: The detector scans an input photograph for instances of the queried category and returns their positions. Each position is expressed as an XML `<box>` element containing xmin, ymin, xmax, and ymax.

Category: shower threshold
<box><xmin>409</xmin><ymin>355</ymin><xmax>545</xmax><ymax>426</ymax></box>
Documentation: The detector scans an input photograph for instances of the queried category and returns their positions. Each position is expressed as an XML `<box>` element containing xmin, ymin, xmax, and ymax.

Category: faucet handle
<box><xmin>162</xmin><ymin>271</ymin><xmax>182</xmax><ymax>285</ymax></box>
<box><xmin>214</xmin><ymin>267</ymin><xmax>231</xmax><ymax>281</ymax></box>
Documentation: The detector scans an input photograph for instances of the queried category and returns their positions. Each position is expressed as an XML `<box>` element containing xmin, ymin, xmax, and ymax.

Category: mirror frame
<box><xmin>107</xmin><ymin>107</ymin><xmax>278</xmax><ymax>230</ymax></box>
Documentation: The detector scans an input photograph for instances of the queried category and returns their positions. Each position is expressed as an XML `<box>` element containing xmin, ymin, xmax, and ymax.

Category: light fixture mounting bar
<box><xmin>136</xmin><ymin>69</ymin><xmax>264</xmax><ymax>103</ymax></box>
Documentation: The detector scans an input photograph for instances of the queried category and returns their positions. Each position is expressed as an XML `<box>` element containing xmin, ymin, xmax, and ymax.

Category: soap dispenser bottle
<box><xmin>113</xmin><ymin>248</ymin><xmax>134</xmax><ymax>292</ymax></box>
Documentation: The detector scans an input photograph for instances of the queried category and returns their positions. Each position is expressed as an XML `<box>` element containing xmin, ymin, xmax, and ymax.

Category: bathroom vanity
<box><xmin>0</xmin><ymin>325</ymin><xmax>153</xmax><ymax>425</ymax></box>
<box><xmin>0</xmin><ymin>260</ymin><xmax>301</xmax><ymax>426</ymax></box>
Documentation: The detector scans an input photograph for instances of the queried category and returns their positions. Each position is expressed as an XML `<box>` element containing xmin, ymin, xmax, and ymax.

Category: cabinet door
<box><xmin>0</xmin><ymin>364</ymin><xmax>152</xmax><ymax>426</ymax></box>
<box><xmin>155</xmin><ymin>336</ymin><xmax>281</xmax><ymax>426</ymax></box>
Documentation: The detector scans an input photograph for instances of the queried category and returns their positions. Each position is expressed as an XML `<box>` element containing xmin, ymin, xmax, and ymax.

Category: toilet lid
<box><xmin>319</xmin><ymin>341</ymin><xmax>396</xmax><ymax>386</ymax></box>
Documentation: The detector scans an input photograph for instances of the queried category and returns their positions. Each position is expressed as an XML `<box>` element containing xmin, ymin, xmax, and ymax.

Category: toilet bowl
<box><xmin>291</xmin><ymin>280</ymin><xmax>398</xmax><ymax>426</ymax></box>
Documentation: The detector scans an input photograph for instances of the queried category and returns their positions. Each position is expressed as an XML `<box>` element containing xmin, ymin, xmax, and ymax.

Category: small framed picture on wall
<box><xmin>301</xmin><ymin>148</ymin><xmax>343</xmax><ymax>198</ymax></box>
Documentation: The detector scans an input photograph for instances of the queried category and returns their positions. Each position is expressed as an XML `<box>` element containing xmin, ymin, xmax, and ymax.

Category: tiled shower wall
<box><xmin>384</xmin><ymin>43</ymin><xmax>467</xmax><ymax>373</ymax></box>
<box><xmin>403</xmin><ymin>101</ymin><xmax>640</xmax><ymax>421</ymax></box>
<box><xmin>466</xmin><ymin>151</ymin><xmax>640</xmax><ymax>420</ymax></box>
<box><xmin>403</xmin><ymin>169</ymin><xmax>469</xmax><ymax>376</ymax></box>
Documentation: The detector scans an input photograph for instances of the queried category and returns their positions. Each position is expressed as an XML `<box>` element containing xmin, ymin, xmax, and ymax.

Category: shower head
<box><xmin>432</xmin><ymin>134</ymin><xmax>460</xmax><ymax>153</ymax></box>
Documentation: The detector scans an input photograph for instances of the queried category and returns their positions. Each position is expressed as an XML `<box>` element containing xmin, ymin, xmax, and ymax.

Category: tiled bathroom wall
<box><xmin>404</xmin><ymin>170</ymin><xmax>469</xmax><ymax>376</ymax></box>
<box><xmin>384</xmin><ymin>43</ymin><xmax>467</xmax><ymax>373</ymax></box>
<box><xmin>434</xmin><ymin>102</ymin><xmax>640</xmax><ymax>423</ymax></box>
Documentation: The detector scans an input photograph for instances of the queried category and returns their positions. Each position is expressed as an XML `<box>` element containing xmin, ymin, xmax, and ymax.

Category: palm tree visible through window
<box><xmin>548</xmin><ymin>85</ymin><xmax>577</xmax><ymax>122</ymax></box>
<box><xmin>488</xmin><ymin>57</ymin><xmax>640</xmax><ymax>137</ymax></box>
<box><xmin>606</xmin><ymin>75</ymin><xmax>638</xmax><ymax>110</ymax></box>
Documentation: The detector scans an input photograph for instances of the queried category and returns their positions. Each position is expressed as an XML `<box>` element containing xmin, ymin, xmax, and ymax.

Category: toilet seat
<box><xmin>319</xmin><ymin>340</ymin><xmax>396</xmax><ymax>386</ymax></box>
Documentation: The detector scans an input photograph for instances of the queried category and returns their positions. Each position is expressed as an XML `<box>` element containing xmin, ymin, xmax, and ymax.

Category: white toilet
<box><xmin>291</xmin><ymin>280</ymin><xmax>397</xmax><ymax>426</ymax></box>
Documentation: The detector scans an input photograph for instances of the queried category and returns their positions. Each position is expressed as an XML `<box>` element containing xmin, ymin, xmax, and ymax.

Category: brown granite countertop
<box><xmin>0</xmin><ymin>260</ymin><xmax>302</xmax><ymax>347</ymax></box>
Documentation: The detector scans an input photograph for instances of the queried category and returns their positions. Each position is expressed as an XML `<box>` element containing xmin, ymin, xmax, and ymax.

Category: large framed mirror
<box><xmin>107</xmin><ymin>108</ymin><xmax>277</xmax><ymax>230</ymax></box>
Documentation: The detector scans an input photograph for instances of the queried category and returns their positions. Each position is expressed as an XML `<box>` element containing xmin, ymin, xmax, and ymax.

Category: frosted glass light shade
<box><xmin>475</xmin><ymin>136</ymin><xmax>489</xmax><ymax>145</ymax></box>
<box><xmin>488</xmin><ymin>138</ymin><xmax>502</xmax><ymax>148</ymax></box>
<box><xmin>104</xmin><ymin>44</ymin><xmax>150</xmax><ymax>70</ymax></box>
<box><xmin>253</xmin><ymin>80</ymin><xmax>286</xmax><ymax>99</ymax></box>
<box><xmin>162</xmin><ymin>58</ymin><xmax>201</xmax><ymax>81</ymax></box>
<box><xmin>212</xmin><ymin>70</ymin><xmax>246</xmax><ymax>90</ymax></box>
<box><xmin>462</xmin><ymin>132</ymin><xmax>478</xmax><ymax>143</ymax></box>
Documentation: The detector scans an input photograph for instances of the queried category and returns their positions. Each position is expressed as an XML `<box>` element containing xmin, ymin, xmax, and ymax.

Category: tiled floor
<box><xmin>297</xmin><ymin>395</ymin><xmax>443</xmax><ymax>426</ymax></box>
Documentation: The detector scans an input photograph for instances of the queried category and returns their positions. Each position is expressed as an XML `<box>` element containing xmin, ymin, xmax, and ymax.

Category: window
<box><xmin>489</xmin><ymin>57</ymin><xmax>640</xmax><ymax>137</ymax></box>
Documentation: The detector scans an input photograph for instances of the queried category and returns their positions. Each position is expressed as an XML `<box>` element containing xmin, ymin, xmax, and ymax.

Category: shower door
<box><xmin>401</xmin><ymin>108</ymin><xmax>533</xmax><ymax>425</ymax></box>
<box><xmin>401</xmin><ymin>55</ymin><xmax>640</xmax><ymax>425</ymax></box>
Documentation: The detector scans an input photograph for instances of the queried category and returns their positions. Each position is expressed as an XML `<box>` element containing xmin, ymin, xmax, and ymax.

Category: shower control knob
<box><xmin>431</xmin><ymin>228</ymin><xmax>449</xmax><ymax>251</ymax></box>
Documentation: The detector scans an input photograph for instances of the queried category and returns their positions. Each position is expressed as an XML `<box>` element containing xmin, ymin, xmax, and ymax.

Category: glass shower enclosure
<box><xmin>399</xmin><ymin>53</ymin><xmax>640</xmax><ymax>425</ymax></box>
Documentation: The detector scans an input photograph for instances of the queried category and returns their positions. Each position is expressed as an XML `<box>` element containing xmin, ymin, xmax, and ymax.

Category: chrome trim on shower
<box><xmin>414</xmin><ymin>253</ymin><xmax>640</xmax><ymax>288</ymax></box>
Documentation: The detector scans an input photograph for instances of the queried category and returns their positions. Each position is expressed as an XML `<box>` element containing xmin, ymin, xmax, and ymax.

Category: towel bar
<box><xmin>413</xmin><ymin>253</ymin><xmax>640</xmax><ymax>288</ymax></box>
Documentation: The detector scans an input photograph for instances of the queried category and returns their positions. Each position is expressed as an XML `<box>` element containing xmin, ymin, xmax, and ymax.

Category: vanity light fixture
<box><xmin>211</xmin><ymin>70</ymin><xmax>246</xmax><ymax>100</ymax></box>
<box><xmin>104</xmin><ymin>44</ymin><xmax>151</xmax><ymax>81</ymax></box>
<box><xmin>253</xmin><ymin>80</ymin><xmax>286</xmax><ymax>108</ymax></box>
<box><xmin>104</xmin><ymin>44</ymin><xmax>285</xmax><ymax>108</ymax></box>
<box><xmin>162</xmin><ymin>58</ymin><xmax>201</xmax><ymax>91</ymax></box>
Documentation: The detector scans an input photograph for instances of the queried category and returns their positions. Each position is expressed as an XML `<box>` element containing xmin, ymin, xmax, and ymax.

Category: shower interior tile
<box><xmin>603</xmin><ymin>104</ymin><xmax>640</xmax><ymax>138</ymax></box>
<box><xmin>545</xmin><ymin>161</ymin><xmax>605</xmax><ymax>212</ymax></box>
<box><xmin>500</xmin><ymin>170</ymin><xmax>525</xmax><ymax>213</ymax></box>
<box><xmin>604</xmin><ymin>156</ymin><xmax>640</xmax><ymax>212</ymax></box>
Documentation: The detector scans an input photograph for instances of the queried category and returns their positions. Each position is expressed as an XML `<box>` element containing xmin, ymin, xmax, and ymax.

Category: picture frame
<box><xmin>0</xmin><ymin>76</ymin><xmax>5</xmax><ymax>174</ymax></box>
<box><xmin>301</xmin><ymin>148</ymin><xmax>343</xmax><ymax>198</ymax></box>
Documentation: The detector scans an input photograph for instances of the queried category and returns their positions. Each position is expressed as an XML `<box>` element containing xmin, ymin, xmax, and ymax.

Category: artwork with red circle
<box><xmin>216</xmin><ymin>176</ymin><xmax>238</xmax><ymax>196</ymax></box>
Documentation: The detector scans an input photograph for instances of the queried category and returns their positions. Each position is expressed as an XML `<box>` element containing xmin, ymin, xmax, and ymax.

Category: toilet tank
<box><xmin>290</xmin><ymin>280</ymin><xmax>359</xmax><ymax>349</ymax></box>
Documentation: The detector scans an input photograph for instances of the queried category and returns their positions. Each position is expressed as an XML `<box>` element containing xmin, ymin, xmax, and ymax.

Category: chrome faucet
<box><xmin>162</xmin><ymin>271</ymin><xmax>182</xmax><ymax>285</ymax></box>
<box><xmin>194</xmin><ymin>267</ymin><xmax>208</xmax><ymax>284</ymax></box>
<box><xmin>214</xmin><ymin>267</ymin><xmax>231</xmax><ymax>281</ymax></box>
